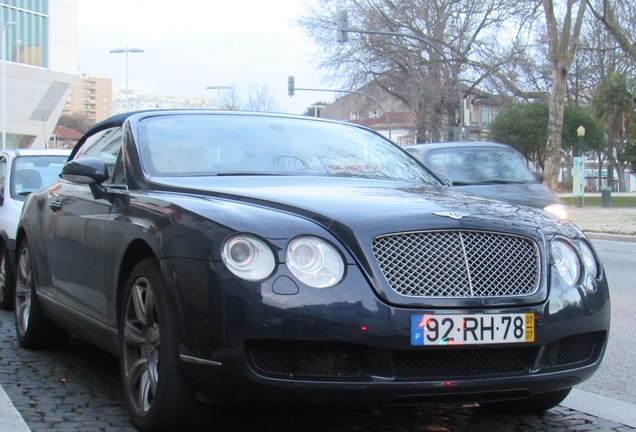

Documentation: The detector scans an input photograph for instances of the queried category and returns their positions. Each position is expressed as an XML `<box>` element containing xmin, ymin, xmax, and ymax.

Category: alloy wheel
<box><xmin>0</xmin><ymin>251</ymin><xmax>7</xmax><ymax>304</ymax></box>
<box><xmin>122</xmin><ymin>276</ymin><xmax>161</xmax><ymax>416</ymax></box>
<box><xmin>15</xmin><ymin>245</ymin><xmax>32</xmax><ymax>335</ymax></box>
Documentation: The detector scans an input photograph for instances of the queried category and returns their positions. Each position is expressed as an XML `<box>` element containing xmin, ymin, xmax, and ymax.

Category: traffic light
<box><xmin>336</xmin><ymin>10</ymin><xmax>348</xmax><ymax>42</ymax></box>
<box><xmin>288</xmin><ymin>76</ymin><xmax>295</xmax><ymax>97</ymax></box>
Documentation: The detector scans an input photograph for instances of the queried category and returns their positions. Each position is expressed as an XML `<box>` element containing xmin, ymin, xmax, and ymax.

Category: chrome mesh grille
<box><xmin>372</xmin><ymin>231</ymin><xmax>540</xmax><ymax>298</ymax></box>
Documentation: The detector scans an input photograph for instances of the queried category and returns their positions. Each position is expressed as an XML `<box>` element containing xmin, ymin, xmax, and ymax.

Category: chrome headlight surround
<box><xmin>222</xmin><ymin>234</ymin><xmax>276</xmax><ymax>281</ymax></box>
<box><xmin>579</xmin><ymin>240</ymin><xmax>599</xmax><ymax>279</ymax></box>
<box><xmin>286</xmin><ymin>236</ymin><xmax>345</xmax><ymax>288</ymax></box>
<box><xmin>550</xmin><ymin>238</ymin><xmax>581</xmax><ymax>286</ymax></box>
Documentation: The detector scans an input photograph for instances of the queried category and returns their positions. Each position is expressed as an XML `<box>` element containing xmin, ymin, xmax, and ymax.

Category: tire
<box><xmin>120</xmin><ymin>258</ymin><xmax>200</xmax><ymax>432</ymax></box>
<box><xmin>14</xmin><ymin>238</ymin><xmax>69</xmax><ymax>348</ymax></box>
<box><xmin>0</xmin><ymin>244</ymin><xmax>14</xmax><ymax>310</ymax></box>
<box><xmin>480</xmin><ymin>388</ymin><xmax>572</xmax><ymax>414</ymax></box>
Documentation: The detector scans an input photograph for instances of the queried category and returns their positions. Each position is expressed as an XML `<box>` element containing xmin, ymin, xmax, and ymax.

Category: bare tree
<box><xmin>588</xmin><ymin>0</ymin><xmax>636</xmax><ymax>62</ymax></box>
<box><xmin>541</xmin><ymin>0</ymin><xmax>587</xmax><ymax>192</ymax></box>
<box><xmin>570</xmin><ymin>10</ymin><xmax>625</xmax><ymax>104</ymax></box>
<box><xmin>300</xmin><ymin>0</ymin><xmax>532</xmax><ymax>142</ymax></box>
<box><xmin>245</xmin><ymin>84</ymin><xmax>281</xmax><ymax>112</ymax></box>
<box><xmin>220</xmin><ymin>86</ymin><xmax>242</xmax><ymax>110</ymax></box>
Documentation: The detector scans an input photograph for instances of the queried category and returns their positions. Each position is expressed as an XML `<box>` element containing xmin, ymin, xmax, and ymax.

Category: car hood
<box><xmin>453</xmin><ymin>182</ymin><xmax>559</xmax><ymax>209</ymax></box>
<box><xmin>150</xmin><ymin>176</ymin><xmax>566</xmax><ymax>239</ymax></box>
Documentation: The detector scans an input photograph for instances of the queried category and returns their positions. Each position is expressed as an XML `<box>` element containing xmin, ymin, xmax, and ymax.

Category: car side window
<box><xmin>75</xmin><ymin>127</ymin><xmax>123</xmax><ymax>184</ymax></box>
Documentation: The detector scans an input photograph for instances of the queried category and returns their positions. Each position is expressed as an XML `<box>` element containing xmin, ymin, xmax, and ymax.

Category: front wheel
<box><xmin>120</xmin><ymin>258</ymin><xmax>200</xmax><ymax>431</ymax></box>
<box><xmin>480</xmin><ymin>388</ymin><xmax>572</xmax><ymax>414</ymax></box>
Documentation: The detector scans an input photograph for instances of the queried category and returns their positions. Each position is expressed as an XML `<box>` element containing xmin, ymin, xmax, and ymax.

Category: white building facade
<box><xmin>1</xmin><ymin>0</ymin><xmax>78</xmax><ymax>149</ymax></box>
<box><xmin>111</xmin><ymin>92</ymin><xmax>215</xmax><ymax>115</ymax></box>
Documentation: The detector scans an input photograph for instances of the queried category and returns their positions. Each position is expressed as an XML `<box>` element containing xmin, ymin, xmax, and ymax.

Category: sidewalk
<box><xmin>0</xmin><ymin>385</ymin><xmax>30</xmax><ymax>431</ymax></box>
<box><xmin>567</xmin><ymin>206</ymin><xmax>636</xmax><ymax>237</ymax></box>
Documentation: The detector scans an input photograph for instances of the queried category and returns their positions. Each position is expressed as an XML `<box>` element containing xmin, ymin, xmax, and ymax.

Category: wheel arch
<box><xmin>116</xmin><ymin>239</ymin><xmax>157</xmax><ymax>325</ymax></box>
<box><xmin>14</xmin><ymin>227</ymin><xmax>26</xmax><ymax>261</ymax></box>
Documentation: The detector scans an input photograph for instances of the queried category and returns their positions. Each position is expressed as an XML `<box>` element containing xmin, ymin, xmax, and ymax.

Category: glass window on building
<box><xmin>470</xmin><ymin>104</ymin><xmax>479</xmax><ymax>125</ymax></box>
<box><xmin>1</xmin><ymin>0</ymin><xmax>48</xmax><ymax>67</ymax></box>
<box><xmin>481</xmin><ymin>106</ymin><xmax>490</xmax><ymax>126</ymax></box>
<box><xmin>350</xmin><ymin>111</ymin><xmax>359</xmax><ymax>121</ymax></box>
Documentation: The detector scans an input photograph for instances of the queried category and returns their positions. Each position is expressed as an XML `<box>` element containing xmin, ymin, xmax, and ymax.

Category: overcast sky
<box><xmin>77</xmin><ymin>0</ymin><xmax>335</xmax><ymax>114</ymax></box>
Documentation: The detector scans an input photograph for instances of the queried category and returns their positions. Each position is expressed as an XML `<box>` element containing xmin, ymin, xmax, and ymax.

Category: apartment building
<box><xmin>63</xmin><ymin>74</ymin><xmax>112</xmax><ymax>123</ymax></box>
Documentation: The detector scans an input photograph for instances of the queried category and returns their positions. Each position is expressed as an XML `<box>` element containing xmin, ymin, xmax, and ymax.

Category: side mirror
<box><xmin>61</xmin><ymin>157</ymin><xmax>109</xmax><ymax>185</ymax></box>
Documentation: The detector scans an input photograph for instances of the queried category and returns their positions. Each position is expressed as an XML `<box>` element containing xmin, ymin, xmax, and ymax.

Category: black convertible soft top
<box><xmin>68</xmin><ymin>111</ymin><xmax>148</xmax><ymax>160</ymax></box>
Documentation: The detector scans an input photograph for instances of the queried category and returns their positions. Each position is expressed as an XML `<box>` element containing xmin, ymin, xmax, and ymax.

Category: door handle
<box><xmin>49</xmin><ymin>201</ymin><xmax>62</xmax><ymax>212</ymax></box>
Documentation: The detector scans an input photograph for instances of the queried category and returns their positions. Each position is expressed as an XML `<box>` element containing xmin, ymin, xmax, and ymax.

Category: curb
<box><xmin>584</xmin><ymin>232</ymin><xmax>636</xmax><ymax>243</ymax></box>
<box><xmin>0</xmin><ymin>385</ymin><xmax>30</xmax><ymax>432</ymax></box>
<box><xmin>562</xmin><ymin>388</ymin><xmax>636</xmax><ymax>428</ymax></box>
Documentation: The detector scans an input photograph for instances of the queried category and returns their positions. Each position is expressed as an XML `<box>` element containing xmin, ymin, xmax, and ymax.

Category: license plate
<box><xmin>410</xmin><ymin>313</ymin><xmax>535</xmax><ymax>346</ymax></box>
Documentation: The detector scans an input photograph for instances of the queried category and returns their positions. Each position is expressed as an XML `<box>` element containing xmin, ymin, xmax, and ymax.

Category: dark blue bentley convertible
<box><xmin>14</xmin><ymin>111</ymin><xmax>609</xmax><ymax>431</ymax></box>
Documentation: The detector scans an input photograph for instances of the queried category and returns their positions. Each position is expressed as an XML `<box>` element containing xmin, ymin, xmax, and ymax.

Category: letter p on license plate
<box><xmin>410</xmin><ymin>313</ymin><xmax>535</xmax><ymax>346</ymax></box>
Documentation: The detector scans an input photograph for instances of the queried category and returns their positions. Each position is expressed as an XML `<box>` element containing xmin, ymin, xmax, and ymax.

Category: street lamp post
<box><xmin>206</xmin><ymin>86</ymin><xmax>231</xmax><ymax>109</ymax></box>
<box><xmin>2</xmin><ymin>21</ymin><xmax>16</xmax><ymax>150</ymax></box>
<box><xmin>110</xmin><ymin>47</ymin><xmax>144</xmax><ymax>112</ymax></box>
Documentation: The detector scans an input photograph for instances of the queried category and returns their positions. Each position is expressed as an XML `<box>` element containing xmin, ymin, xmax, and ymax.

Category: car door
<box><xmin>43</xmin><ymin>127</ymin><xmax>122</xmax><ymax>325</ymax></box>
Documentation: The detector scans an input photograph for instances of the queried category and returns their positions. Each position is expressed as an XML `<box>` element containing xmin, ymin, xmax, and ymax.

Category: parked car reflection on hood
<box><xmin>405</xmin><ymin>141</ymin><xmax>568</xmax><ymax>219</ymax></box>
<box><xmin>15</xmin><ymin>111</ymin><xmax>608</xmax><ymax>431</ymax></box>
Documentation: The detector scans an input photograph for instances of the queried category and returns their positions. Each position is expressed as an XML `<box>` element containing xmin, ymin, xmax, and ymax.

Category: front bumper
<box><xmin>163</xmin><ymin>258</ymin><xmax>610</xmax><ymax>405</ymax></box>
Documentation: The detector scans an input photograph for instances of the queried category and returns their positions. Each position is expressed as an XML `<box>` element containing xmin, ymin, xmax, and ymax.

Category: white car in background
<box><xmin>0</xmin><ymin>149</ymin><xmax>70</xmax><ymax>309</ymax></box>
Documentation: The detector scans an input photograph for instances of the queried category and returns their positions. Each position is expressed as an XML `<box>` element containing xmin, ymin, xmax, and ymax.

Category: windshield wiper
<box><xmin>214</xmin><ymin>172</ymin><xmax>290</xmax><ymax>176</ymax></box>
<box><xmin>479</xmin><ymin>179</ymin><xmax>535</xmax><ymax>185</ymax></box>
<box><xmin>215</xmin><ymin>171</ymin><xmax>330</xmax><ymax>177</ymax></box>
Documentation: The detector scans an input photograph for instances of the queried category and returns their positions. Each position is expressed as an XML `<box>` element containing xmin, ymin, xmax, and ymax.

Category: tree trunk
<box><xmin>607</xmin><ymin>142</ymin><xmax>615</xmax><ymax>190</ymax></box>
<box><xmin>416</xmin><ymin>99</ymin><xmax>429</xmax><ymax>142</ymax></box>
<box><xmin>596</xmin><ymin>152</ymin><xmax>604</xmax><ymax>191</ymax></box>
<box><xmin>617</xmin><ymin>166</ymin><xmax>626</xmax><ymax>192</ymax></box>
<box><xmin>544</xmin><ymin>64</ymin><xmax>568</xmax><ymax>192</ymax></box>
<box><xmin>541</xmin><ymin>0</ymin><xmax>587</xmax><ymax>192</ymax></box>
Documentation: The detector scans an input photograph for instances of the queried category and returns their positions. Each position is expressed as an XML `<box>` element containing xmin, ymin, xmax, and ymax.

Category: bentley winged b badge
<box><xmin>432</xmin><ymin>211</ymin><xmax>468</xmax><ymax>220</ymax></box>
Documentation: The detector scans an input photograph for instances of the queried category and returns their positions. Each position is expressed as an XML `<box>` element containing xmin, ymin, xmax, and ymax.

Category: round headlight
<box><xmin>551</xmin><ymin>238</ymin><xmax>581</xmax><ymax>286</ymax></box>
<box><xmin>579</xmin><ymin>241</ymin><xmax>599</xmax><ymax>278</ymax></box>
<box><xmin>286</xmin><ymin>236</ymin><xmax>345</xmax><ymax>288</ymax></box>
<box><xmin>222</xmin><ymin>235</ymin><xmax>275</xmax><ymax>281</ymax></box>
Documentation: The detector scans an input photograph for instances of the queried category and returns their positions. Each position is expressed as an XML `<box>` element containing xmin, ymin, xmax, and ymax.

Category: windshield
<box><xmin>11</xmin><ymin>155</ymin><xmax>68</xmax><ymax>199</ymax></box>
<box><xmin>137</xmin><ymin>114</ymin><xmax>439</xmax><ymax>185</ymax></box>
<box><xmin>423</xmin><ymin>147</ymin><xmax>537</xmax><ymax>185</ymax></box>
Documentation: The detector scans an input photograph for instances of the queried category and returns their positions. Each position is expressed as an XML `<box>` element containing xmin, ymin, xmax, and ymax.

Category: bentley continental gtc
<box><xmin>14</xmin><ymin>110</ymin><xmax>610</xmax><ymax>431</ymax></box>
